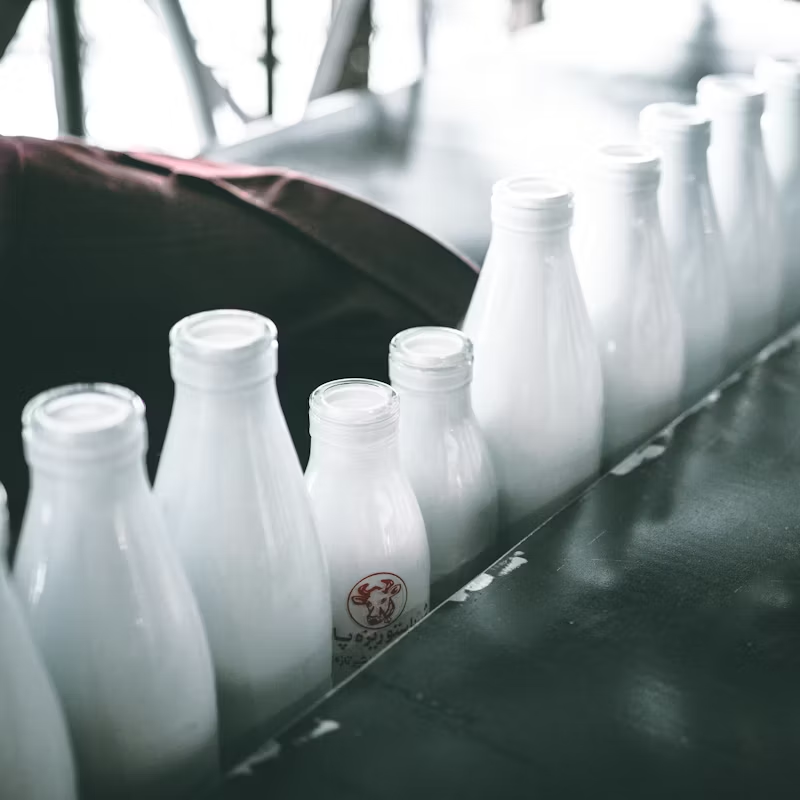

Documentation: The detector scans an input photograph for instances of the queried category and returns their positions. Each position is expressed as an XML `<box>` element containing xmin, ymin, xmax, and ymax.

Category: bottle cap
<box><xmin>22</xmin><ymin>384</ymin><xmax>147</xmax><ymax>467</ymax></box>
<box><xmin>586</xmin><ymin>144</ymin><xmax>661</xmax><ymax>191</ymax></box>
<box><xmin>491</xmin><ymin>175</ymin><xmax>573</xmax><ymax>232</ymax></box>
<box><xmin>697</xmin><ymin>74</ymin><xmax>764</xmax><ymax>117</ymax></box>
<box><xmin>170</xmin><ymin>309</ymin><xmax>279</xmax><ymax>390</ymax></box>
<box><xmin>309</xmin><ymin>379</ymin><xmax>399</xmax><ymax>447</ymax></box>
<box><xmin>755</xmin><ymin>56</ymin><xmax>800</xmax><ymax>99</ymax></box>
<box><xmin>639</xmin><ymin>103</ymin><xmax>711</xmax><ymax>149</ymax></box>
<box><xmin>389</xmin><ymin>327</ymin><xmax>473</xmax><ymax>392</ymax></box>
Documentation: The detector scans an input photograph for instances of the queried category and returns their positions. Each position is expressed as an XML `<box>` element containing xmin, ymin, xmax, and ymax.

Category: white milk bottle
<box><xmin>756</xmin><ymin>56</ymin><xmax>800</xmax><ymax>328</ymax></box>
<box><xmin>389</xmin><ymin>327</ymin><xmax>498</xmax><ymax>602</ymax></box>
<box><xmin>463</xmin><ymin>176</ymin><xmax>604</xmax><ymax>527</ymax></box>
<box><xmin>305</xmin><ymin>379</ymin><xmax>430</xmax><ymax>683</ymax></box>
<box><xmin>697</xmin><ymin>74</ymin><xmax>781</xmax><ymax>365</ymax></box>
<box><xmin>640</xmin><ymin>102</ymin><xmax>729</xmax><ymax>404</ymax></box>
<box><xmin>154</xmin><ymin>310</ymin><xmax>332</xmax><ymax>755</ymax></box>
<box><xmin>13</xmin><ymin>384</ymin><xmax>218</xmax><ymax>800</ymax></box>
<box><xmin>573</xmin><ymin>144</ymin><xmax>684</xmax><ymax>462</ymax></box>
<box><xmin>0</xmin><ymin>481</ymin><xmax>77</xmax><ymax>800</ymax></box>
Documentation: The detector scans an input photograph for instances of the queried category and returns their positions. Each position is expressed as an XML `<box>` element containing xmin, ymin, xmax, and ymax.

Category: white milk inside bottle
<box><xmin>639</xmin><ymin>102</ymin><xmax>729</xmax><ymax>404</ymax></box>
<box><xmin>573</xmin><ymin>144</ymin><xmax>684</xmax><ymax>461</ymax></box>
<box><xmin>389</xmin><ymin>327</ymin><xmax>498</xmax><ymax>602</ymax></box>
<box><xmin>305</xmin><ymin>379</ymin><xmax>430</xmax><ymax>683</ymax></box>
<box><xmin>155</xmin><ymin>310</ymin><xmax>332</xmax><ymax>756</ymax></box>
<box><xmin>14</xmin><ymin>384</ymin><xmax>219</xmax><ymax>800</ymax></box>
<box><xmin>463</xmin><ymin>176</ymin><xmax>604</xmax><ymax>528</ymax></box>
<box><xmin>0</xmin><ymin>481</ymin><xmax>78</xmax><ymax>800</ymax></box>
<box><xmin>755</xmin><ymin>56</ymin><xmax>800</xmax><ymax>328</ymax></box>
<box><xmin>697</xmin><ymin>74</ymin><xmax>781</xmax><ymax>365</ymax></box>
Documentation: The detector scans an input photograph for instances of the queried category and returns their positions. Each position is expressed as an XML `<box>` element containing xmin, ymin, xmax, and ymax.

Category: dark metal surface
<box><xmin>211</xmin><ymin>331</ymin><xmax>800</xmax><ymax>799</ymax></box>
<box><xmin>48</xmin><ymin>0</ymin><xmax>85</xmax><ymax>137</ymax></box>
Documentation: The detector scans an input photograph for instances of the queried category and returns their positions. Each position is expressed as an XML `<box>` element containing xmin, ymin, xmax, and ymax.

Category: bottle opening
<box><xmin>23</xmin><ymin>384</ymin><xmax>146</xmax><ymax>465</ymax></box>
<box><xmin>640</xmin><ymin>102</ymin><xmax>709</xmax><ymax>131</ymax></box>
<box><xmin>697</xmin><ymin>74</ymin><xmax>764</xmax><ymax>115</ymax></box>
<box><xmin>389</xmin><ymin>327</ymin><xmax>473</xmax><ymax>392</ymax></box>
<box><xmin>493</xmin><ymin>176</ymin><xmax>572</xmax><ymax>209</ymax></box>
<box><xmin>491</xmin><ymin>173</ymin><xmax>573</xmax><ymax>231</ymax></box>
<box><xmin>170</xmin><ymin>309</ymin><xmax>279</xmax><ymax>388</ymax></box>
<box><xmin>309</xmin><ymin>379</ymin><xmax>399</xmax><ymax>448</ymax></box>
<box><xmin>596</xmin><ymin>143</ymin><xmax>660</xmax><ymax>167</ymax></box>
<box><xmin>311</xmin><ymin>379</ymin><xmax>398</xmax><ymax>426</ymax></box>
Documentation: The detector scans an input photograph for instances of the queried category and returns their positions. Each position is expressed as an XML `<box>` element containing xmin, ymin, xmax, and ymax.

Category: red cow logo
<box><xmin>347</xmin><ymin>573</ymin><xmax>408</xmax><ymax>629</ymax></box>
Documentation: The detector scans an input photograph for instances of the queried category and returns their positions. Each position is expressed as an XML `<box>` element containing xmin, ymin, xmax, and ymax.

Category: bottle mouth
<box><xmin>586</xmin><ymin>143</ymin><xmax>661</xmax><ymax>190</ymax></box>
<box><xmin>170</xmin><ymin>309</ymin><xmax>279</xmax><ymax>389</ymax></box>
<box><xmin>697</xmin><ymin>74</ymin><xmax>764</xmax><ymax>116</ymax></box>
<box><xmin>22</xmin><ymin>383</ymin><xmax>147</xmax><ymax>465</ymax></box>
<box><xmin>491</xmin><ymin>174</ymin><xmax>573</xmax><ymax>231</ymax></box>
<box><xmin>389</xmin><ymin>327</ymin><xmax>473</xmax><ymax>391</ymax></box>
<box><xmin>309</xmin><ymin>379</ymin><xmax>399</xmax><ymax>446</ymax></box>
<box><xmin>640</xmin><ymin>102</ymin><xmax>710</xmax><ymax>135</ymax></box>
<box><xmin>755</xmin><ymin>56</ymin><xmax>800</xmax><ymax>96</ymax></box>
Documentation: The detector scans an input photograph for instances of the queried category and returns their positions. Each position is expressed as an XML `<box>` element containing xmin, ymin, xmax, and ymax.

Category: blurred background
<box><xmin>2</xmin><ymin>0</ymin><xmax>799</xmax><ymax>261</ymax></box>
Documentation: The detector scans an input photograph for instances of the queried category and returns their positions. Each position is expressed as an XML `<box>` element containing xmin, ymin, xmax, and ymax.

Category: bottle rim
<box><xmin>640</xmin><ymin>102</ymin><xmax>711</xmax><ymax>135</ymax></box>
<box><xmin>22</xmin><ymin>383</ymin><xmax>146</xmax><ymax>463</ymax></box>
<box><xmin>389</xmin><ymin>327</ymin><xmax>473</xmax><ymax>392</ymax></box>
<box><xmin>310</xmin><ymin>378</ymin><xmax>399</xmax><ymax>429</ymax></box>
<box><xmin>697</xmin><ymin>74</ymin><xmax>765</xmax><ymax>115</ymax></box>
<box><xmin>492</xmin><ymin>175</ymin><xmax>573</xmax><ymax>210</ymax></box>
<box><xmin>170</xmin><ymin>309</ymin><xmax>277</xmax><ymax>364</ymax></box>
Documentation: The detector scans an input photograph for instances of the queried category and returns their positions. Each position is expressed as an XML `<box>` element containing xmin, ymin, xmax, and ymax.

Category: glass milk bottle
<box><xmin>697</xmin><ymin>74</ymin><xmax>781</xmax><ymax>365</ymax></box>
<box><xmin>389</xmin><ymin>327</ymin><xmax>498</xmax><ymax>603</ymax></box>
<box><xmin>755</xmin><ymin>57</ymin><xmax>800</xmax><ymax>328</ymax></box>
<box><xmin>305</xmin><ymin>379</ymin><xmax>430</xmax><ymax>683</ymax></box>
<box><xmin>573</xmin><ymin>145</ymin><xmax>684</xmax><ymax>462</ymax></box>
<box><xmin>13</xmin><ymin>384</ymin><xmax>218</xmax><ymax>800</ymax></box>
<box><xmin>639</xmin><ymin>103</ymin><xmax>729</xmax><ymax>404</ymax></box>
<box><xmin>0</xmin><ymin>482</ymin><xmax>78</xmax><ymax>800</ymax></box>
<box><xmin>154</xmin><ymin>310</ymin><xmax>332</xmax><ymax>755</ymax></box>
<box><xmin>463</xmin><ymin>176</ymin><xmax>603</xmax><ymax>527</ymax></box>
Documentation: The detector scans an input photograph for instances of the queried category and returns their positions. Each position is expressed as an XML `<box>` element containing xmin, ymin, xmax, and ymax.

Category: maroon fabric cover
<box><xmin>0</xmin><ymin>136</ymin><xmax>478</xmax><ymax>539</ymax></box>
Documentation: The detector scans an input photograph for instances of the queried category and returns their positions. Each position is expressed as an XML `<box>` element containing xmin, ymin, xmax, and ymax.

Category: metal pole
<box><xmin>48</xmin><ymin>0</ymin><xmax>85</xmax><ymax>137</ymax></box>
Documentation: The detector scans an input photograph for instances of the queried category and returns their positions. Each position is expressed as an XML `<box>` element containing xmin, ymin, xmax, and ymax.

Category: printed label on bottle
<box><xmin>332</xmin><ymin>572</ymin><xmax>429</xmax><ymax>681</ymax></box>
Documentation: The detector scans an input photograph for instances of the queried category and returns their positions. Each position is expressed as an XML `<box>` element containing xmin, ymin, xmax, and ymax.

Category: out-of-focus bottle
<box><xmin>463</xmin><ymin>176</ymin><xmax>604</xmax><ymax>527</ymax></box>
<box><xmin>640</xmin><ymin>102</ymin><xmax>729</xmax><ymax>404</ymax></box>
<box><xmin>389</xmin><ymin>327</ymin><xmax>498</xmax><ymax>603</ymax></box>
<box><xmin>0</xmin><ymin>480</ymin><xmax>78</xmax><ymax>800</ymax></box>
<box><xmin>305</xmin><ymin>379</ymin><xmax>430</xmax><ymax>683</ymax></box>
<box><xmin>14</xmin><ymin>384</ymin><xmax>218</xmax><ymax>800</ymax></box>
<box><xmin>573</xmin><ymin>144</ymin><xmax>684</xmax><ymax>462</ymax></box>
<box><xmin>755</xmin><ymin>56</ymin><xmax>800</xmax><ymax>329</ymax></box>
<box><xmin>154</xmin><ymin>310</ymin><xmax>332</xmax><ymax>756</ymax></box>
<box><xmin>697</xmin><ymin>74</ymin><xmax>782</xmax><ymax>365</ymax></box>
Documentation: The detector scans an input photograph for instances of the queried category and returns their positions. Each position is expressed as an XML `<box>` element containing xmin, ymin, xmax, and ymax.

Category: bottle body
<box><xmin>154</xmin><ymin>310</ymin><xmax>332</xmax><ymax>755</ymax></box>
<box><xmin>574</xmin><ymin>147</ymin><xmax>684</xmax><ymax>461</ymax></box>
<box><xmin>640</xmin><ymin>103</ymin><xmax>729</xmax><ymax>404</ymax></box>
<box><xmin>390</xmin><ymin>328</ymin><xmax>498</xmax><ymax>602</ymax></box>
<box><xmin>698</xmin><ymin>75</ymin><xmax>781</xmax><ymax>365</ymax></box>
<box><xmin>0</xmin><ymin>483</ymin><xmax>78</xmax><ymax>800</ymax></box>
<box><xmin>14</xmin><ymin>386</ymin><xmax>218</xmax><ymax>800</ymax></box>
<box><xmin>756</xmin><ymin>57</ymin><xmax>800</xmax><ymax>328</ymax></box>
<box><xmin>463</xmin><ymin>177</ymin><xmax>603</xmax><ymax>527</ymax></box>
<box><xmin>305</xmin><ymin>380</ymin><xmax>430</xmax><ymax>683</ymax></box>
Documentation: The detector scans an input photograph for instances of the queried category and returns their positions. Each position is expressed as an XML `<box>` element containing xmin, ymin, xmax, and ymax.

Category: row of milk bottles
<box><xmin>3</xmin><ymin>55</ymin><xmax>800</xmax><ymax>798</ymax></box>
<box><xmin>466</xmin><ymin>57</ymin><xmax>800</xmax><ymax>519</ymax></box>
<box><xmin>0</xmin><ymin>311</ymin><xmax>499</xmax><ymax>799</ymax></box>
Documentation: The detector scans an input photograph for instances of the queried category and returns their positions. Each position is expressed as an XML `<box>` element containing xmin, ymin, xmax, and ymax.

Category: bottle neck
<box><xmin>487</xmin><ymin>220</ymin><xmax>572</xmax><ymax>263</ymax></box>
<box><xmin>710</xmin><ymin>113</ymin><xmax>763</xmax><ymax>150</ymax></box>
<box><xmin>309</xmin><ymin>432</ymin><xmax>402</xmax><ymax>471</ymax></box>
<box><xmin>172</xmin><ymin>375</ymin><xmax>279</xmax><ymax>416</ymax></box>
<box><xmin>395</xmin><ymin>383</ymin><xmax>473</xmax><ymax>424</ymax></box>
<box><xmin>582</xmin><ymin>181</ymin><xmax>660</xmax><ymax>218</ymax></box>
<box><xmin>28</xmin><ymin>455</ymin><xmax>149</xmax><ymax>496</ymax></box>
<box><xmin>654</xmin><ymin>139</ymin><xmax>709</xmax><ymax>183</ymax></box>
